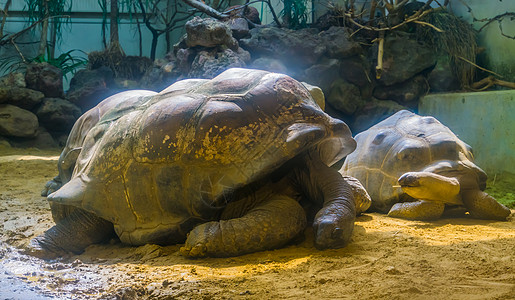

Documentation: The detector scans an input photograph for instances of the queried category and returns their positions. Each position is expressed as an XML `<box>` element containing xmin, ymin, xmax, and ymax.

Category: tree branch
<box><xmin>182</xmin><ymin>0</ymin><xmax>228</xmax><ymax>19</ymax></box>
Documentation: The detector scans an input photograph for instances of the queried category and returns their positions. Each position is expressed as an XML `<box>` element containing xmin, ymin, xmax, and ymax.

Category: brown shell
<box><xmin>48</xmin><ymin>68</ymin><xmax>356</xmax><ymax>245</ymax></box>
<box><xmin>340</xmin><ymin>110</ymin><xmax>486</xmax><ymax>212</ymax></box>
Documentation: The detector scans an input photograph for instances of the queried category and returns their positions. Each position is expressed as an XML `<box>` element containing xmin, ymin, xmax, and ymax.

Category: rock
<box><xmin>315</xmin><ymin>11</ymin><xmax>344</xmax><ymax>31</ymax></box>
<box><xmin>36</xmin><ymin>98</ymin><xmax>82</xmax><ymax>133</ymax></box>
<box><xmin>302</xmin><ymin>58</ymin><xmax>341</xmax><ymax>92</ymax></box>
<box><xmin>7</xmin><ymin>126</ymin><xmax>59</xmax><ymax>149</ymax></box>
<box><xmin>320</xmin><ymin>26</ymin><xmax>363</xmax><ymax>59</ymax></box>
<box><xmin>428</xmin><ymin>56</ymin><xmax>461</xmax><ymax>92</ymax></box>
<box><xmin>373</xmin><ymin>75</ymin><xmax>428</xmax><ymax>105</ymax></box>
<box><xmin>185</xmin><ymin>17</ymin><xmax>238</xmax><ymax>50</ymax></box>
<box><xmin>326</xmin><ymin>78</ymin><xmax>363</xmax><ymax>116</ymax></box>
<box><xmin>189</xmin><ymin>48</ymin><xmax>250</xmax><ymax>79</ymax></box>
<box><xmin>226</xmin><ymin>5</ymin><xmax>261</xmax><ymax>24</ymax></box>
<box><xmin>25</xmin><ymin>62</ymin><xmax>64</xmax><ymax>97</ymax></box>
<box><xmin>226</xmin><ymin>17</ymin><xmax>250</xmax><ymax>39</ymax></box>
<box><xmin>340</xmin><ymin>55</ymin><xmax>373</xmax><ymax>88</ymax></box>
<box><xmin>175</xmin><ymin>48</ymin><xmax>196</xmax><ymax>75</ymax></box>
<box><xmin>0</xmin><ymin>87</ymin><xmax>45</xmax><ymax>110</ymax></box>
<box><xmin>352</xmin><ymin>98</ymin><xmax>407</xmax><ymax>133</ymax></box>
<box><xmin>0</xmin><ymin>137</ymin><xmax>10</xmax><ymax>148</ymax></box>
<box><xmin>0</xmin><ymin>72</ymin><xmax>26</xmax><ymax>88</ymax></box>
<box><xmin>0</xmin><ymin>104</ymin><xmax>39</xmax><ymax>137</ymax></box>
<box><xmin>66</xmin><ymin>66</ymin><xmax>118</xmax><ymax>112</ymax></box>
<box><xmin>301</xmin><ymin>82</ymin><xmax>325</xmax><ymax>110</ymax></box>
<box><xmin>374</xmin><ymin>34</ymin><xmax>436</xmax><ymax>86</ymax></box>
<box><xmin>240</xmin><ymin>27</ymin><xmax>325</xmax><ymax>74</ymax></box>
<box><xmin>249</xmin><ymin>58</ymin><xmax>289</xmax><ymax>74</ymax></box>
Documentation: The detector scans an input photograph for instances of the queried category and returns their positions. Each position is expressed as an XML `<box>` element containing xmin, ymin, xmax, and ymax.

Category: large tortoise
<box><xmin>31</xmin><ymin>68</ymin><xmax>371</xmax><ymax>258</ymax></box>
<box><xmin>340</xmin><ymin>110</ymin><xmax>511</xmax><ymax>221</ymax></box>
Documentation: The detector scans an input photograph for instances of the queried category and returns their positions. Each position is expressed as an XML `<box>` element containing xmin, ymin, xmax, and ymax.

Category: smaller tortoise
<box><xmin>31</xmin><ymin>68</ymin><xmax>371</xmax><ymax>259</ymax></box>
<box><xmin>340</xmin><ymin>110</ymin><xmax>511</xmax><ymax>221</ymax></box>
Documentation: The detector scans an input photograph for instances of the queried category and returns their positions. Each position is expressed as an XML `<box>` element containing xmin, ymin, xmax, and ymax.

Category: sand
<box><xmin>0</xmin><ymin>147</ymin><xmax>514</xmax><ymax>299</ymax></box>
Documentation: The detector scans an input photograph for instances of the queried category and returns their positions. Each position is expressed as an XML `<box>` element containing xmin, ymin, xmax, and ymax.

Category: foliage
<box><xmin>281</xmin><ymin>0</ymin><xmax>309</xmax><ymax>29</ymax></box>
<box><xmin>486</xmin><ymin>172</ymin><xmax>515</xmax><ymax>209</ymax></box>
<box><xmin>0</xmin><ymin>49</ymin><xmax>87</xmax><ymax>79</ymax></box>
<box><xmin>24</xmin><ymin>0</ymin><xmax>73</xmax><ymax>40</ymax></box>
<box><xmin>31</xmin><ymin>49</ymin><xmax>88</xmax><ymax>78</ymax></box>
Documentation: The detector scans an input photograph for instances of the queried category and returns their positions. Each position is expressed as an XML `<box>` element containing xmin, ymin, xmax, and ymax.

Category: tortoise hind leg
<box><xmin>180</xmin><ymin>195</ymin><xmax>307</xmax><ymax>258</ymax></box>
<box><xmin>27</xmin><ymin>208</ymin><xmax>115</xmax><ymax>259</ymax></box>
<box><xmin>388</xmin><ymin>200</ymin><xmax>445</xmax><ymax>220</ymax></box>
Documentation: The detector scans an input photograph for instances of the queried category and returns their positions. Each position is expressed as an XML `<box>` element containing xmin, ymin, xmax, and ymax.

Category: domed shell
<box><xmin>340</xmin><ymin>110</ymin><xmax>485</xmax><ymax>212</ymax></box>
<box><xmin>48</xmin><ymin>68</ymin><xmax>356</xmax><ymax>245</ymax></box>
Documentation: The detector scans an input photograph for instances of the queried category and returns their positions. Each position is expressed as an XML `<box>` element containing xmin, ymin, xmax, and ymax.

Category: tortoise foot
<box><xmin>24</xmin><ymin>236</ymin><xmax>69</xmax><ymax>260</ymax></box>
<box><xmin>388</xmin><ymin>200</ymin><xmax>445</xmax><ymax>220</ymax></box>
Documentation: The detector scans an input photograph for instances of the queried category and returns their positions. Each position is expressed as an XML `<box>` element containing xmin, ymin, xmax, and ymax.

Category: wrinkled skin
<box><xmin>340</xmin><ymin>110</ymin><xmax>510</xmax><ymax>221</ymax></box>
<box><xmin>30</xmin><ymin>68</ymin><xmax>368</xmax><ymax>259</ymax></box>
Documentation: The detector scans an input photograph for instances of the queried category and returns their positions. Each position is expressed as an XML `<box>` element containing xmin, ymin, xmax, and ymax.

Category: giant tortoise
<box><xmin>340</xmin><ymin>110</ymin><xmax>510</xmax><ymax>221</ymax></box>
<box><xmin>30</xmin><ymin>68</ymin><xmax>371</xmax><ymax>258</ymax></box>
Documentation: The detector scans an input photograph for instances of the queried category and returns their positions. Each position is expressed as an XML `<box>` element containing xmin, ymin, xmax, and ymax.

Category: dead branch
<box><xmin>182</xmin><ymin>0</ymin><xmax>228</xmax><ymax>19</ymax></box>
<box><xmin>456</xmin><ymin>55</ymin><xmax>502</xmax><ymax>78</ymax></box>
<box><xmin>375</xmin><ymin>31</ymin><xmax>385</xmax><ymax>79</ymax></box>
<box><xmin>345</xmin><ymin>8</ymin><xmax>433</xmax><ymax>32</ymax></box>
<box><xmin>11</xmin><ymin>39</ymin><xmax>26</xmax><ymax>63</ymax></box>
<box><xmin>413</xmin><ymin>20</ymin><xmax>443</xmax><ymax>32</ymax></box>
<box><xmin>470</xmin><ymin>76</ymin><xmax>515</xmax><ymax>91</ymax></box>
<box><xmin>0</xmin><ymin>0</ymin><xmax>12</xmax><ymax>38</ymax></box>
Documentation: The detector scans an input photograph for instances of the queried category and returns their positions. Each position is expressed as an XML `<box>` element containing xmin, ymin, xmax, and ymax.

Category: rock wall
<box><xmin>0</xmin><ymin>63</ymin><xmax>81</xmax><ymax>148</ymax></box>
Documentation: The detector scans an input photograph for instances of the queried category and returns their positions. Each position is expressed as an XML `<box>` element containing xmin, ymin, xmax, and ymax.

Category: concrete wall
<box><xmin>419</xmin><ymin>90</ymin><xmax>515</xmax><ymax>175</ymax></box>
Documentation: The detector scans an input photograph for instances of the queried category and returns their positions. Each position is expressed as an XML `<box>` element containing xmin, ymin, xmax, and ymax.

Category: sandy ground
<box><xmin>0</xmin><ymin>147</ymin><xmax>514</xmax><ymax>299</ymax></box>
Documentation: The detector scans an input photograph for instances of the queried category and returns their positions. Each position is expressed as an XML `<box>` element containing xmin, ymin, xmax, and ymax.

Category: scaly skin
<box><xmin>26</xmin><ymin>207</ymin><xmax>115</xmax><ymax>259</ymax></box>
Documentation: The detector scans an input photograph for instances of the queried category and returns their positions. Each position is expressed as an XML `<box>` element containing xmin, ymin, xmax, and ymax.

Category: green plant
<box><xmin>30</xmin><ymin>49</ymin><xmax>88</xmax><ymax>79</ymax></box>
<box><xmin>24</xmin><ymin>0</ymin><xmax>73</xmax><ymax>57</ymax></box>
<box><xmin>281</xmin><ymin>0</ymin><xmax>309</xmax><ymax>29</ymax></box>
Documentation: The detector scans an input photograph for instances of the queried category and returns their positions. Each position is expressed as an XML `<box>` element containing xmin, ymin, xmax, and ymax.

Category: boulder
<box><xmin>175</xmin><ymin>48</ymin><xmax>196</xmax><ymax>75</ymax></box>
<box><xmin>0</xmin><ymin>72</ymin><xmax>26</xmax><ymax>88</ymax></box>
<box><xmin>250</xmin><ymin>58</ymin><xmax>289</xmax><ymax>74</ymax></box>
<box><xmin>320</xmin><ymin>26</ymin><xmax>363</xmax><ymax>59</ymax></box>
<box><xmin>373</xmin><ymin>75</ymin><xmax>428</xmax><ymax>105</ymax></box>
<box><xmin>36</xmin><ymin>98</ymin><xmax>82</xmax><ymax>133</ymax></box>
<box><xmin>240</xmin><ymin>27</ymin><xmax>325</xmax><ymax>73</ymax></box>
<box><xmin>226</xmin><ymin>17</ymin><xmax>250</xmax><ymax>39</ymax></box>
<box><xmin>374</xmin><ymin>34</ymin><xmax>436</xmax><ymax>86</ymax></box>
<box><xmin>326</xmin><ymin>78</ymin><xmax>363</xmax><ymax>116</ymax></box>
<box><xmin>226</xmin><ymin>5</ymin><xmax>260</xmax><ymax>24</ymax></box>
<box><xmin>25</xmin><ymin>62</ymin><xmax>64</xmax><ymax>97</ymax></box>
<box><xmin>189</xmin><ymin>48</ymin><xmax>250</xmax><ymax>79</ymax></box>
<box><xmin>352</xmin><ymin>98</ymin><xmax>407</xmax><ymax>133</ymax></box>
<box><xmin>66</xmin><ymin>66</ymin><xmax>118</xmax><ymax>112</ymax></box>
<box><xmin>428</xmin><ymin>56</ymin><xmax>461</xmax><ymax>92</ymax></box>
<box><xmin>302</xmin><ymin>59</ymin><xmax>341</xmax><ymax>92</ymax></box>
<box><xmin>7</xmin><ymin>126</ymin><xmax>59</xmax><ymax>149</ymax></box>
<box><xmin>0</xmin><ymin>104</ymin><xmax>39</xmax><ymax>137</ymax></box>
<box><xmin>185</xmin><ymin>17</ymin><xmax>238</xmax><ymax>50</ymax></box>
<box><xmin>340</xmin><ymin>55</ymin><xmax>373</xmax><ymax>88</ymax></box>
<box><xmin>0</xmin><ymin>87</ymin><xmax>44</xmax><ymax>110</ymax></box>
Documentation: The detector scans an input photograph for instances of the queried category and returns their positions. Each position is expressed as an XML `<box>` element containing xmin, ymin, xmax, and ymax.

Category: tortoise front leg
<box><xmin>180</xmin><ymin>195</ymin><xmax>306</xmax><ymax>258</ymax></box>
<box><xmin>388</xmin><ymin>200</ymin><xmax>445</xmax><ymax>220</ymax></box>
<box><xmin>299</xmin><ymin>152</ymin><xmax>357</xmax><ymax>249</ymax></box>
